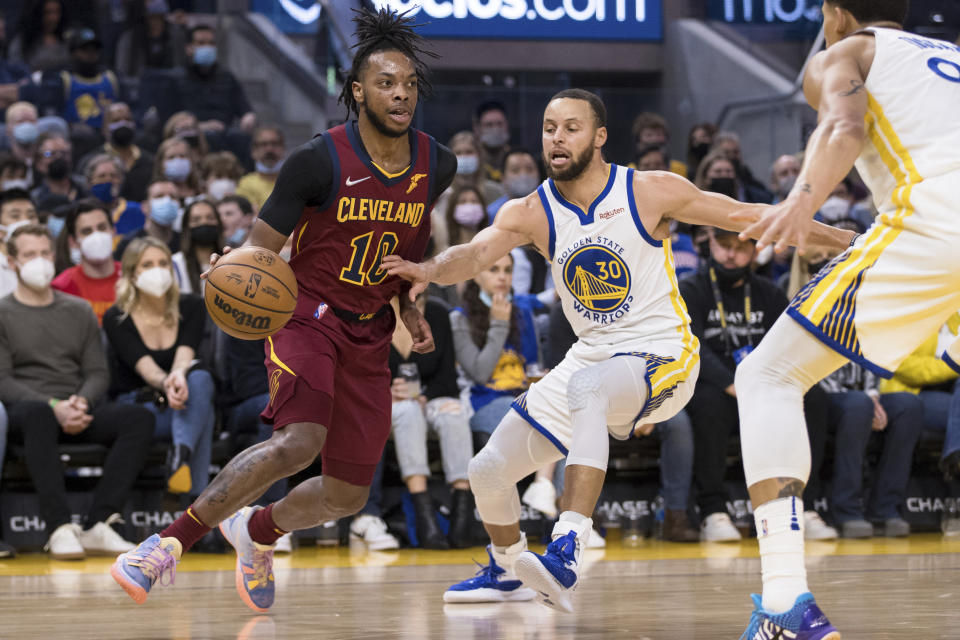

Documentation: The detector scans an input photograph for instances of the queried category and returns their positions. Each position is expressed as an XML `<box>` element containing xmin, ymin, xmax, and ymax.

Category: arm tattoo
<box><xmin>799</xmin><ymin>183</ymin><xmax>812</xmax><ymax>194</ymax></box>
<box><xmin>775</xmin><ymin>478</ymin><xmax>806</xmax><ymax>499</ymax></box>
<box><xmin>840</xmin><ymin>80</ymin><xmax>866</xmax><ymax>97</ymax></box>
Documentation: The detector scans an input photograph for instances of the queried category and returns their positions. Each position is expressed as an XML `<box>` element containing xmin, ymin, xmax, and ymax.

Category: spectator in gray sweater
<box><xmin>0</xmin><ymin>224</ymin><xmax>154</xmax><ymax>560</ymax></box>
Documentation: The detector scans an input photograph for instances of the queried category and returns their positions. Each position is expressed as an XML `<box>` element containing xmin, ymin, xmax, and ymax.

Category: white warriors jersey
<box><xmin>537</xmin><ymin>164</ymin><xmax>698</xmax><ymax>353</ymax></box>
<box><xmin>855</xmin><ymin>28</ymin><xmax>960</xmax><ymax>234</ymax></box>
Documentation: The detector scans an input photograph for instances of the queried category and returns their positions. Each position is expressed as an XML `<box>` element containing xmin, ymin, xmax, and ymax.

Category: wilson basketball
<box><xmin>204</xmin><ymin>246</ymin><xmax>298</xmax><ymax>340</ymax></box>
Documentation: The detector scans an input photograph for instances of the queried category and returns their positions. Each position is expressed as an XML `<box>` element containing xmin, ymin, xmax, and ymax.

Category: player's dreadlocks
<box><xmin>338</xmin><ymin>7</ymin><xmax>438</xmax><ymax>117</ymax></box>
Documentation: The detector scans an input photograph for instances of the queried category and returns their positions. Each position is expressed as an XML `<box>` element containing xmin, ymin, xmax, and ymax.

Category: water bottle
<box><xmin>398</xmin><ymin>362</ymin><xmax>421</xmax><ymax>399</ymax></box>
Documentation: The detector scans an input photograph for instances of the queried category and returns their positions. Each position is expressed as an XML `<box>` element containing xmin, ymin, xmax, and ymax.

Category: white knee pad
<box><xmin>567</xmin><ymin>366</ymin><xmax>604</xmax><ymax>413</ymax></box>
<box><xmin>468</xmin><ymin>444</ymin><xmax>522</xmax><ymax>526</ymax></box>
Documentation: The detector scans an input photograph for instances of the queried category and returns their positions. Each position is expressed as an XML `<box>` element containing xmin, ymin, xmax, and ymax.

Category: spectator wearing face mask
<box><xmin>162</xmin><ymin>111</ymin><xmax>209</xmax><ymax>161</ymax></box>
<box><xmin>216</xmin><ymin>194</ymin><xmax>253</xmax><ymax>248</ymax></box>
<box><xmin>115</xmin><ymin>179</ymin><xmax>181</xmax><ymax>260</ymax></box>
<box><xmin>30</xmin><ymin>133</ymin><xmax>86</xmax><ymax>220</ymax></box>
<box><xmin>153</xmin><ymin>137</ymin><xmax>200</xmax><ymax>201</ymax></box>
<box><xmin>84</xmin><ymin>154</ymin><xmax>145</xmax><ymax>238</ymax></box>
<box><xmin>694</xmin><ymin>150</ymin><xmax>741</xmax><ymax>201</ymax></box>
<box><xmin>78</xmin><ymin>103</ymin><xmax>154</xmax><ymax>203</ymax></box>
<box><xmin>51</xmin><ymin>199</ymin><xmax>119</xmax><ymax>324</ymax></box>
<box><xmin>0</xmin><ymin>154</ymin><xmax>30</xmax><ymax>191</ymax></box>
<box><xmin>686</xmin><ymin>122</ymin><xmax>716</xmax><ymax>182</ymax></box>
<box><xmin>712</xmin><ymin>131</ymin><xmax>772</xmax><ymax>204</ymax></box>
<box><xmin>473</xmin><ymin>101</ymin><xmax>511</xmax><ymax>182</ymax></box>
<box><xmin>634</xmin><ymin>145</ymin><xmax>669</xmax><ymax>172</ymax></box>
<box><xmin>3</xmin><ymin>102</ymin><xmax>40</xmax><ymax>170</ymax></box>
<box><xmin>171</xmin><ymin>198</ymin><xmax>221</xmax><ymax>294</ymax></box>
<box><xmin>486</xmin><ymin>148</ymin><xmax>541</xmax><ymax>223</ymax></box>
<box><xmin>0</xmin><ymin>188</ymin><xmax>39</xmax><ymax>297</ymax></box>
<box><xmin>430</xmin><ymin>131</ymin><xmax>505</xmax><ymax>255</ymax></box>
<box><xmin>236</xmin><ymin>124</ymin><xmax>285</xmax><ymax>210</ymax></box>
<box><xmin>770</xmin><ymin>154</ymin><xmax>801</xmax><ymax>204</ymax></box>
<box><xmin>199</xmin><ymin>151</ymin><xmax>243</xmax><ymax>202</ymax></box>
<box><xmin>630</xmin><ymin>112</ymin><xmax>687</xmax><ymax>177</ymax></box>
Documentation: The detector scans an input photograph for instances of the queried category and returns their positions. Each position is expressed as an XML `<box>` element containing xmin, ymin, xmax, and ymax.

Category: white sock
<box><xmin>755</xmin><ymin>497</ymin><xmax>808</xmax><ymax>614</ymax></box>
<box><xmin>492</xmin><ymin>531</ymin><xmax>527</xmax><ymax>572</ymax></box>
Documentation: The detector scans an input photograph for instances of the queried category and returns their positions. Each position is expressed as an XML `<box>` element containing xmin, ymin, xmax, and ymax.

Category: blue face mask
<box><xmin>91</xmin><ymin>181</ymin><xmax>115</xmax><ymax>203</ymax></box>
<box><xmin>255</xmin><ymin>159</ymin><xmax>283</xmax><ymax>175</ymax></box>
<box><xmin>193</xmin><ymin>45</ymin><xmax>217</xmax><ymax>67</ymax></box>
<box><xmin>226</xmin><ymin>227</ymin><xmax>247</xmax><ymax>246</ymax></box>
<box><xmin>478</xmin><ymin>289</ymin><xmax>512</xmax><ymax>307</ymax></box>
<box><xmin>47</xmin><ymin>215</ymin><xmax>65</xmax><ymax>238</ymax></box>
<box><xmin>12</xmin><ymin>122</ymin><xmax>39</xmax><ymax>146</ymax></box>
<box><xmin>148</xmin><ymin>196</ymin><xmax>179</xmax><ymax>227</ymax></box>
<box><xmin>163</xmin><ymin>157</ymin><xmax>191</xmax><ymax>182</ymax></box>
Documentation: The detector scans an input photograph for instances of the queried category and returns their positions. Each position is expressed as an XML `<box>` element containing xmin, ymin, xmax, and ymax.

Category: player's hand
<box><xmin>400</xmin><ymin>305</ymin><xmax>435</xmax><ymax>354</ymax></box>
<box><xmin>871</xmin><ymin>396</ymin><xmax>888</xmax><ymax>431</ymax></box>
<box><xmin>733</xmin><ymin>200</ymin><xmax>816</xmax><ymax>255</ymax></box>
<box><xmin>381</xmin><ymin>255</ymin><xmax>430</xmax><ymax>301</ymax></box>
<box><xmin>490</xmin><ymin>292</ymin><xmax>512</xmax><ymax>322</ymax></box>
<box><xmin>201</xmin><ymin>245</ymin><xmax>233</xmax><ymax>281</ymax></box>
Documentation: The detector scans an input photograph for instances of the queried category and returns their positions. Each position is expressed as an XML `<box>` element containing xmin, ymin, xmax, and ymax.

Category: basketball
<box><xmin>204</xmin><ymin>246</ymin><xmax>298</xmax><ymax>340</ymax></box>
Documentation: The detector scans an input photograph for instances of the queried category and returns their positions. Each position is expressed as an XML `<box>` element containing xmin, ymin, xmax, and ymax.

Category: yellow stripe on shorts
<box><xmin>649</xmin><ymin>240</ymin><xmax>700</xmax><ymax>397</ymax></box>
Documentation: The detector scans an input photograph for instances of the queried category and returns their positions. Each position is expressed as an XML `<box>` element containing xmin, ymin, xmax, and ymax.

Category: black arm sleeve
<box><xmin>431</xmin><ymin>144</ymin><xmax>457</xmax><ymax>206</ymax></box>
<box><xmin>257</xmin><ymin>137</ymin><xmax>334</xmax><ymax>237</ymax></box>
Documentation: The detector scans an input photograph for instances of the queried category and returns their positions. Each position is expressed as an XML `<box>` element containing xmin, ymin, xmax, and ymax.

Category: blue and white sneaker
<box><xmin>740</xmin><ymin>592</ymin><xmax>841</xmax><ymax>640</ymax></box>
<box><xmin>219</xmin><ymin>506</ymin><xmax>276</xmax><ymax>613</ymax></box>
<box><xmin>444</xmin><ymin>546</ymin><xmax>536</xmax><ymax>603</ymax></box>
<box><xmin>513</xmin><ymin>518</ymin><xmax>590</xmax><ymax>613</ymax></box>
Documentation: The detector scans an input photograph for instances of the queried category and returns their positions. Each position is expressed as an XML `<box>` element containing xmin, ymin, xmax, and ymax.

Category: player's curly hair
<box><xmin>338</xmin><ymin>7</ymin><xmax>438</xmax><ymax>117</ymax></box>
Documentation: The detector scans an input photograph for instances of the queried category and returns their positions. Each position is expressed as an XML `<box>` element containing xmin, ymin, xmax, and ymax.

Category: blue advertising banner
<box><xmin>371</xmin><ymin>0</ymin><xmax>662</xmax><ymax>42</ymax></box>
<box><xmin>707</xmin><ymin>0</ymin><xmax>821</xmax><ymax>25</ymax></box>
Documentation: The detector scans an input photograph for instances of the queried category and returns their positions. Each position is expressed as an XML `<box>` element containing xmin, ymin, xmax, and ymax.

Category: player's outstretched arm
<box><xmin>647</xmin><ymin>171</ymin><xmax>855</xmax><ymax>253</ymax></box>
<box><xmin>382</xmin><ymin>196</ymin><xmax>541</xmax><ymax>300</ymax></box>
<box><xmin>738</xmin><ymin>37</ymin><xmax>872</xmax><ymax>253</ymax></box>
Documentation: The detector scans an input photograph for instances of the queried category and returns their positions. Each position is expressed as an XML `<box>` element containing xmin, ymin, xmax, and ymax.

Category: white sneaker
<box><xmin>45</xmin><ymin>523</ymin><xmax>85</xmax><ymax>560</ymax></box>
<box><xmin>521</xmin><ymin>477</ymin><xmax>558</xmax><ymax>519</ymax></box>
<box><xmin>586</xmin><ymin>527</ymin><xmax>606</xmax><ymax>549</ymax></box>
<box><xmin>350</xmin><ymin>514</ymin><xmax>400</xmax><ymax>551</ymax></box>
<box><xmin>77</xmin><ymin>514</ymin><xmax>136</xmax><ymax>555</ymax></box>
<box><xmin>274</xmin><ymin>532</ymin><xmax>293</xmax><ymax>554</ymax></box>
<box><xmin>804</xmin><ymin>511</ymin><xmax>838</xmax><ymax>540</ymax></box>
<box><xmin>700</xmin><ymin>512</ymin><xmax>742</xmax><ymax>542</ymax></box>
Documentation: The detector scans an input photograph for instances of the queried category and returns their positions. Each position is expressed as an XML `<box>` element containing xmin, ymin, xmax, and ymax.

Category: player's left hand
<box><xmin>399</xmin><ymin>304</ymin><xmax>435</xmax><ymax>354</ymax></box>
<box><xmin>733</xmin><ymin>200</ymin><xmax>816</xmax><ymax>256</ymax></box>
<box><xmin>381</xmin><ymin>255</ymin><xmax>430</xmax><ymax>301</ymax></box>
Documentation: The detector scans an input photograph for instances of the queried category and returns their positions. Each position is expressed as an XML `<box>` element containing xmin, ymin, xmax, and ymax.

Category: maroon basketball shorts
<box><xmin>260</xmin><ymin>302</ymin><xmax>394</xmax><ymax>486</ymax></box>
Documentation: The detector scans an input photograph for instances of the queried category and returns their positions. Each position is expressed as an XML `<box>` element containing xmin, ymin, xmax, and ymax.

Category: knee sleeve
<box><xmin>467</xmin><ymin>445</ymin><xmax>522</xmax><ymax>526</ymax></box>
<box><xmin>567</xmin><ymin>366</ymin><xmax>604</xmax><ymax>413</ymax></box>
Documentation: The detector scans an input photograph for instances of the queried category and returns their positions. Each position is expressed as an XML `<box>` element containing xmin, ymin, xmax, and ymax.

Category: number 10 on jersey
<box><xmin>339</xmin><ymin>231</ymin><xmax>399</xmax><ymax>286</ymax></box>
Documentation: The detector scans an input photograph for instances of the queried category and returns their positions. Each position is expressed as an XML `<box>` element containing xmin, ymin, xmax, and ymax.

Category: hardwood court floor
<box><xmin>2</xmin><ymin>534</ymin><xmax>960</xmax><ymax>639</ymax></box>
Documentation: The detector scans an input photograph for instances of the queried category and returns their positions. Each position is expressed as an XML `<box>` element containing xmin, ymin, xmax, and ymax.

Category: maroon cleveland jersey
<box><xmin>287</xmin><ymin>122</ymin><xmax>440</xmax><ymax>315</ymax></box>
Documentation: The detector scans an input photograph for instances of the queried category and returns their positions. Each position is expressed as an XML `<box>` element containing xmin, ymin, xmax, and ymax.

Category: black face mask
<box><xmin>47</xmin><ymin>158</ymin><xmax>71</xmax><ymax>180</ymax></box>
<box><xmin>190</xmin><ymin>224</ymin><xmax>219</xmax><ymax>247</ymax></box>
<box><xmin>710</xmin><ymin>256</ymin><xmax>751</xmax><ymax>288</ymax></box>
<box><xmin>707</xmin><ymin>177</ymin><xmax>737</xmax><ymax>199</ymax></box>
<box><xmin>110</xmin><ymin>125</ymin><xmax>135</xmax><ymax>147</ymax></box>
<box><xmin>690</xmin><ymin>142</ymin><xmax>710</xmax><ymax>161</ymax></box>
<box><xmin>182</xmin><ymin>134</ymin><xmax>201</xmax><ymax>149</ymax></box>
<box><xmin>807</xmin><ymin>260</ymin><xmax>830</xmax><ymax>275</ymax></box>
<box><xmin>74</xmin><ymin>60</ymin><xmax>99</xmax><ymax>77</ymax></box>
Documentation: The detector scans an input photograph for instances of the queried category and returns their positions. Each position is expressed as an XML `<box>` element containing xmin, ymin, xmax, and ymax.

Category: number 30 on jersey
<box><xmin>339</xmin><ymin>231</ymin><xmax>399</xmax><ymax>286</ymax></box>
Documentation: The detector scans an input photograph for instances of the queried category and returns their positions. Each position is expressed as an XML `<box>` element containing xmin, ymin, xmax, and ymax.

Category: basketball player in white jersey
<box><xmin>383</xmin><ymin>89</ymin><xmax>851</xmax><ymax>613</ymax></box>
<box><xmin>730</xmin><ymin>1</ymin><xmax>960</xmax><ymax>638</ymax></box>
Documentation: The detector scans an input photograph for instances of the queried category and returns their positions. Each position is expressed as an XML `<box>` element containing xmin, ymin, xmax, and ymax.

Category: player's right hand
<box><xmin>201</xmin><ymin>245</ymin><xmax>233</xmax><ymax>281</ymax></box>
<box><xmin>381</xmin><ymin>255</ymin><xmax>429</xmax><ymax>301</ymax></box>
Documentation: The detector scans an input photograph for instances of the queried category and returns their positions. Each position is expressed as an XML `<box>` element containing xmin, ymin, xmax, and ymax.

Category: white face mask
<box><xmin>80</xmin><ymin>231</ymin><xmax>114</xmax><ymax>263</ymax></box>
<box><xmin>18</xmin><ymin>256</ymin><xmax>55</xmax><ymax>290</ymax></box>
<box><xmin>456</xmin><ymin>154</ymin><xmax>479</xmax><ymax>175</ymax></box>
<box><xmin>206</xmin><ymin>178</ymin><xmax>236</xmax><ymax>201</ymax></box>
<box><xmin>0</xmin><ymin>219</ymin><xmax>32</xmax><ymax>238</ymax></box>
<box><xmin>135</xmin><ymin>266</ymin><xmax>173</xmax><ymax>298</ymax></box>
<box><xmin>819</xmin><ymin>196</ymin><xmax>851</xmax><ymax>223</ymax></box>
<box><xmin>1</xmin><ymin>178</ymin><xmax>31</xmax><ymax>191</ymax></box>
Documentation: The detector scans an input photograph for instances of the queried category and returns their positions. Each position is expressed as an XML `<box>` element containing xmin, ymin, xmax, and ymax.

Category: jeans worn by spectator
<box><xmin>871</xmin><ymin>393</ymin><xmax>924</xmax><ymax>520</ymax></box>
<box><xmin>360</xmin><ymin>456</ymin><xmax>387</xmax><ymax>518</ymax></box>
<box><xmin>653</xmin><ymin>409</ymin><xmax>694</xmax><ymax>512</ymax></box>
<box><xmin>392</xmin><ymin>398</ymin><xmax>472</xmax><ymax>484</ymax></box>
<box><xmin>469</xmin><ymin>395</ymin><xmax>516</xmax><ymax>436</ymax></box>
<box><xmin>919</xmin><ymin>379</ymin><xmax>960</xmax><ymax>461</ymax></box>
<box><xmin>7</xmin><ymin>400</ymin><xmax>154</xmax><ymax>531</ymax></box>
<box><xmin>826</xmin><ymin>391</ymin><xmax>875</xmax><ymax>524</ymax></box>
<box><xmin>226</xmin><ymin>392</ymin><xmax>287</xmax><ymax>504</ymax></box>
<box><xmin>116</xmin><ymin>369</ymin><xmax>215</xmax><ymax>498</ymax></box>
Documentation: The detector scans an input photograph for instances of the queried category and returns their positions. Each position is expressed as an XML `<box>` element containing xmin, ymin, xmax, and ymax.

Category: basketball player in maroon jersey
<box><xmin>111</xmin><ymin>9</ymin><xmax>456</xmax><ymax>611</ymax></box>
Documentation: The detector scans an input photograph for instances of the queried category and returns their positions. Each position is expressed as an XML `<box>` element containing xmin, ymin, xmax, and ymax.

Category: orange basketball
<box><xmin>204</xmin><ymin>246</ymin><xmax>298</xmax><ymax>339</ymax></box>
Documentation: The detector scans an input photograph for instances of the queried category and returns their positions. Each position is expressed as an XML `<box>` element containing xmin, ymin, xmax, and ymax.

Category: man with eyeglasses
<box><xmin>236</xmin><ymin>124</ymin><xmax>286</xmax><ymax>210</ymax></box>
<box><xmin>31</xmin><ymin>133</ymin><xmax>86</xmax><ymax>208</ymax></box>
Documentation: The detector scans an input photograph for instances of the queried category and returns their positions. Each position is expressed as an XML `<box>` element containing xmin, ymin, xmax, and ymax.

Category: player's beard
<box><xmin>363</xmin><ymin>101</ymin><xmax>409</xmax><ymax>139</ymax></box>
<box><xmin>545</xmin><ymin>145</ymin><xmax>593</xmax><ymax>182</ymax></box>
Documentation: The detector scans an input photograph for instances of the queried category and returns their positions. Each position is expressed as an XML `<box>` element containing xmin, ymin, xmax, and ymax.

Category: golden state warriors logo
<box><xmin>562</xmin><ymin>245</ymin><xmax>631</xmax><ymax>314</ymax></box>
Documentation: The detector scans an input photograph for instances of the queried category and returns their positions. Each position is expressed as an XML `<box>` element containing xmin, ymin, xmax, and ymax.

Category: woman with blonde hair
<box><xmin>153</xmin><ymin>137</ymin><xmax>201</xmax><ymax>201</ymax></box>
<box><xmin>162</xmin><ymin>111</ymin><xmax>209</xmax><ymax>158</ymax></box>
<box><xmin>103</xmin><ymin>237</ymin><xmax>215</xmax><ymax>497</ymax></box>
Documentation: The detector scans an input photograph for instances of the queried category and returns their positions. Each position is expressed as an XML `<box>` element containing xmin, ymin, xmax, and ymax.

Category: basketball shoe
<box><xmin>220</xmin><ymin>506</ymin><xmax>276</xmax><ymax>613</ymax></box>
<box><xmin>444</xmin><ymin>545</ymin><xmax>536</xmax><ymax>603</ymax></box>
<box><xmin>110</xmin><ymin>534</ymin><xmax>182</xmax><ymax>604</ymax></box>
<box><xmin>513</xmin><ymin>517</ymin><xmax>591</xmax><ymax>613</ymax></box>
<box><xmin>740</xmin><ymin>592</ymin><xmax>841</xmax><ymax>640</ymax></box>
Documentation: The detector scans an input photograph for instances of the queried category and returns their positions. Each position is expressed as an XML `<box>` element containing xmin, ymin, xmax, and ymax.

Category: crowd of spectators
<box><xmin>0</xmin><ymin>1</ymin><xmax>957</xmax><ymax>561</ymax></box>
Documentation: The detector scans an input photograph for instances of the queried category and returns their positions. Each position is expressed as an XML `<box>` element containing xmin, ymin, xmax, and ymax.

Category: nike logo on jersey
<box><xmin>346</xmin><ymin>176</ymin><xmax>371</xmax><ymax>187</ymax></box>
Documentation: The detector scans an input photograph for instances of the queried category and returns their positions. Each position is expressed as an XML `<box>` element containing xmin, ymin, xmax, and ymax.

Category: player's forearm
<box><xmin>807</xmin><ymin>220</ymin><xmax>857</xmax><ymax>252</ymax></box>
<box><xmin>425</xmin><ymin>241</ymin><xmax>494</xmax><ymax>286</ymax></box>
<box><xmin>245</xmin><ymin>219</ymin><xmax>288</xmax><ymax>255</ymax></box>
<box><xmin>790</xmin><ymin>116</ymin><xmax>867</xmax><ymax>213</ymax></box>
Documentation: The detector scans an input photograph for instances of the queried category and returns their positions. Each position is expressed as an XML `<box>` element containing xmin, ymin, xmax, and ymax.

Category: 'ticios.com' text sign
<box><xmin>372</xmin><ymin>0</ymin><xmax>662</xmax><ymax>41</ymax></box>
